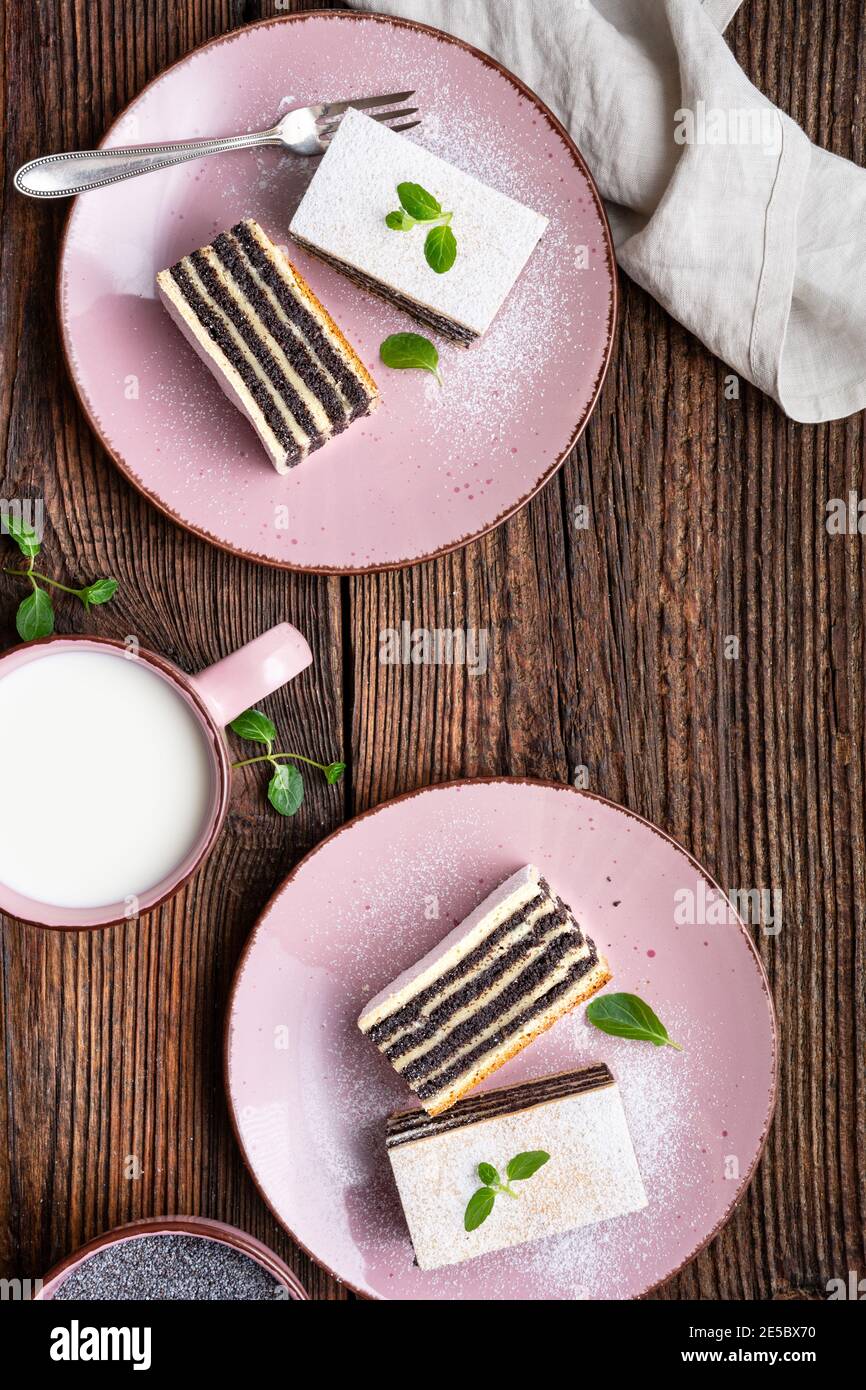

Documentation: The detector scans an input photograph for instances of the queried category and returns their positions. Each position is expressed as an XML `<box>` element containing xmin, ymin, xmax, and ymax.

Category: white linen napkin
<box><xmin>347</xmin><ymin>0</ymin><xmax>866</xmax><ymax>423</ymax></box>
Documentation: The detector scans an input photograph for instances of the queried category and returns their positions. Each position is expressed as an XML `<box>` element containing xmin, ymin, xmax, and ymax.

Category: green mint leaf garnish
<box><xmin>586</xmin><ymin>992</ymin><xmax>682</xmax><ymax>1050</ymax></box>
<box><xmin>3</xmin><ymin>515</ymin><xmax>41</xmax><ymax>558</ymax></box>
<box><xmin>380</xmin><ymin>332</ymin><xmax>442</xmax><ymax>386</ymax></box>
<box><xmin>3</xmin><ymin>530</ymin><xmax>120</xmax><ymax>629</ymax></box>
<box><xmin>229</xmin><ymin>708</ymin><xmax>278</xmax><ymax>746</ymax></box>
<box><xmin>506</xmin><ymin>1151</ymin><xmax>550</xmax><ymax>1182</ymax></box>
<box><xmin>424</xmin><ymin>223</ymin><xmax>458</xmax><ymax>274</ymax></box>
<box><xmin>16</xmin><ymin>587</ymin><xmax>54</xmax><ymax>640</ymax></box>
<box><xmin>464</xmin><ymin>1186</ymin><xmax>496</xmax><ymax>1232</ymax></box>
<box><xmin>397</xmin><ymin>181</ymin><xmax>441</xmax><ymax>221</ymax></box>
<box><xmin>386</xmin><ymin>183</ymin><xmax>457</xmax><ymax>271</ymax></box>
<box><xmin>267</xmin><ymin>761</ymin><xmax>304</xmax><ymax>817</ymax></box>
<box><xmin>385</xmin><ymin>209</ymin><xmax>416</xmax><ymax>231</ymax></box>
<box><xmin>463</xmin><ymin>1152</ymin><xmax>551</xmax><ymax>1232</ymax></box>
<box><xmin>230</xmin><ymin>720</ymin><xmax>342</xmax><ymax>819</ymax></box>
<box><xmin>79</xmin><ymin>577</ymin><xmax>118</xmax><ymax>609</ymax></box>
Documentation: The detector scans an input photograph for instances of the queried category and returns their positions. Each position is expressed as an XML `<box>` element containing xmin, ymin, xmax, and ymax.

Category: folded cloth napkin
<box><xmin>347</xmin><ymin>0</ymin><xmax>866</xmax><ymax>423</ymax></box>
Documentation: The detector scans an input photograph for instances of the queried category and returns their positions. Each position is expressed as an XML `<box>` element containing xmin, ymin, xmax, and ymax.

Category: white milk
<box><xmin>0</xmin><ymin>650</ymin><xmax>216</xmax><ymax>909</ymax></box>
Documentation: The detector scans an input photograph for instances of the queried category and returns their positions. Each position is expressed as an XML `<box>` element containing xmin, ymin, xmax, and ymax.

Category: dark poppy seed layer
<box><xmin>188</xmin><ymin>251</ymin><xmax>322</xmax><ymax>449</ymax></box>
<box><xmin>210</xmin><ymin>233</ymin><xmax>348</xmax><ymax>431</ymax></box>
<box><xmin>385</xmin><ymin>1063</ymin><xmax>615</xmax><ymax>1148</ymax></box>
<box><xmin>232</xmin><ymin>221</ymin><xmax>373</xmax><ymax>414</ymax></box>
<box><xmin>291</xmin><ymin>236</ymin><xmax>479</xmax><ymax>345</ymax></box>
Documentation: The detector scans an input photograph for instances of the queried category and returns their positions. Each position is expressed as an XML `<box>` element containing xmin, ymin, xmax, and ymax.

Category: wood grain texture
<box><xmin>1</xmin><ymin>0</ymin><xmax>863</xmax><ymax>1302</ymax></box>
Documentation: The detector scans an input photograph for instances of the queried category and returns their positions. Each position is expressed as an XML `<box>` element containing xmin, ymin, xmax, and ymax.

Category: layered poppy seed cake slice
<box><xmin>156</xmin><ymin>218</ymin><xmax>379</xmax><ymax>472</ymax></box>
<box><xmin>386</xmin><ymin>1065</ymin><xmax>647</xmax><ymax>1269</ymax></box>
<box><xmin>358</xmin><ymin>866</ymin><xmax>612</xmax><ymax>1116</ymax></box>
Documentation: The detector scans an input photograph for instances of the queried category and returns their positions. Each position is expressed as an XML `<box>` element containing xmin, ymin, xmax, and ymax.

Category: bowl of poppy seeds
<box><xmin>35</xmin><ymin>1217</ymin><xmax>308</xmax><ymax>1301</ymax></box>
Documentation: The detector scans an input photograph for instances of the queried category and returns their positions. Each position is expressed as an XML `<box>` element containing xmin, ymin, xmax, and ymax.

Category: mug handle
<box><xmin>189</xmin><ymin>623</ymin><xmax>313</xmax><ymax>728</ymax></box>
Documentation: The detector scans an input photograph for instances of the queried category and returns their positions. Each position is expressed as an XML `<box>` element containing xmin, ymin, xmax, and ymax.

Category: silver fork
<box><xmin>14</xmin><ymin>90</ymin><xmax>420</xmax><ymax>199</ymax></box>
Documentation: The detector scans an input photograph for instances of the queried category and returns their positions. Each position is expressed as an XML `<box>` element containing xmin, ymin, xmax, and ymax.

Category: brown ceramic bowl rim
<box><xmin>0</xmin><ymin>633</ymin><xmax>231</xmax><ymax>931</ymax></box>
<box><xmin>34</xmin><ymin>1214</ymin><xmax>309</xmax><ymax>1300</ymax></box>
<box><xmin>56</xmin><ymin>7</ymin><xmax>618</xmax><ymax>576</ymax></box>
<box><xmin>223</xmin><ymin>775</ymin><xmax>779</xmax><ymax>1301</ymax></box>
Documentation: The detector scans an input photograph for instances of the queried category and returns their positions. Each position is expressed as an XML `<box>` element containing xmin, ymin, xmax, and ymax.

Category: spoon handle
<box><xmin>14</xmin><ymin>128</ymin><xmax>279</xmax><ymax>199</ymax></box>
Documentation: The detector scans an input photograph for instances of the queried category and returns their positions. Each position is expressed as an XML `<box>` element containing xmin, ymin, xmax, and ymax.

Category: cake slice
<box><xmin>156</xmin><ymin>218</ymin><xmax>379</xmax><ymax>471</ymax></box>
<box><xmin>358</xmin><ymin>865</ymin><xmax>611</xmax><ymax>1115</ymax></box>
<box><xmin>290</xmin><ymin>108</ymin><xmax>548</xmax><ymax>344</ymax></box>
<box><xmin>386</xmin><ymin>1064</ymin><xmax>647</xmax><ymax>1270</ymax></box>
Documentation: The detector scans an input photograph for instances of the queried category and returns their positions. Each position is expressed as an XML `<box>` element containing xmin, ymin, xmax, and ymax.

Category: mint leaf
<box><xmin>397</xmin><ymin>181</ymin><xmax>441</xmax><ymax>221</ymax></box>
<box><xmin>464</xmin><ymin>1186</ymin><xmax>495</xmax><ymax>1232</ymax></box>
<box><xmin>506</xmin><ymin>1151</ymin><xmax>550</xmax><ymax>1182</ymax></box>
<box><xmin>380</xmin><ymin>332</ymin><xmax>442</xmax><ymax>386</ymax></box>
<box><xmin>268</xmin><ymin>761</ymin><xmax>304</xmax><ymax>816</ymax></box>
<box><xmin>16</xmin><ymin>587</ymin><xmax>54</xmax><ymax>640</ymax></box>
<box><xmin>79</xmin><ymin>577</ymin><xmax>118</xmax><ymax>608</ymax></box>
<box><xmin>3</xmin><ymin>514</ymin><xmax>41</xmax><ymax>558</ymax></box>
<box><xmin>586</xmin><ymin>992</ymin><xmax>682</xmax><ymax>1050</ymax></box>
<box><xmin>229</xmin><ymin>709</ymin><xmax>277</xmax><ymax>746</ymax></box>
<box><xmin>424</xmin><ymin>223</ymin><xmax>457</xmax><ymax>274</ymax></box>
<box><xmin>325</xmin><ymin>760</ymin><xmax>346</xmax><ymax>785</ymax></box>
<box><xmin>477</xmin><ymin>1162</ymin><xmax>499</xmax><ymax>1187</ymax></box>
<box><xmin>385</xmin><ymin>209</ymin><xmax>415</xmax><ymax>231</ymax></box>
<box><xmin>387</xmin><ymin>183</ymin><xmax>457</xmax><ymax>272</ymax></box>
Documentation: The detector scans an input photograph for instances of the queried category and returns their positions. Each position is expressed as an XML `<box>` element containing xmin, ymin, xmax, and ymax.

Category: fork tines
<box><xmin>315</xmin><ymin>90</ymin><xmax>420</xmax><ymax>143</ymax></box>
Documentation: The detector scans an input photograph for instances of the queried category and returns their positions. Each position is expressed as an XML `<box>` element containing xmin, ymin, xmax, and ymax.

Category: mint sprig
<box><xmin>380</xmin><ymin>332</ymin><xmax>442</xmax><ymax>386</ymax></box>
<box><xmin>385</xmin><ymin>181</ymin><xmax>458</xmax><ymax>273</ymax></box>
<box><xmin>385</xmin><ymin>209</ymin><xmax>416</xmax><ymax>231</ymax></box>
<box><xmin>3</xmin><ymin>518</ymin><xmax>118</xmax><ymax>639</ymax></box>
<box><xmin>396</xmin><ymin>182</ymin><xmax>445</xmax><ymax>222</ymax></box>
<box><xmin>230</xmin><ymin>708</ymin><xmax>345</xmax><ymax>819</ymax></box>
<box><xmin>4</xmin><ymin>514</ymin><xmax>40</xmax><ymax>559</ymax></box>
<box><xmin>16</xmin><ymin>587</ymin><xmax>54</xmax><ymax>641</ymax></box>
<box><xmin>267</xmin><ymin>761</ymin><xmax>304</xmax><ymax>816</ymax></box>
<box><xmin>464</xmin><ymin>1151</ymin><xmax>550</xmax><ymax>1232</ymax></box>
<box><xmin>228</xmin><ymin>709</ymin><xmax>277</xmax><ymax>744</ymax></box>
<box><xmin>424</xmin><ymin>223</ymin><xmax>457</xmax><ymax>274</ymax></box>
<box><xmin>586</xmin><ymin>992</ymin><xmax>682</xmax><ymax>1050</ymax></box>
<box><xmin>464</xmin><ymin>1186</ymin><xmax>496</xmax><ymax>1232</ymax></box>
<box><xmin>506</xmin><ymin>1151</ymin><xmax>551</xmax><ymax>1181</ymax></box>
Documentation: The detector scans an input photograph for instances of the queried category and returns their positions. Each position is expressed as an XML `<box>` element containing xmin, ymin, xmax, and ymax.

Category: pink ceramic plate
<box><xmin>225</xmin><ymin>779</ymin><xmax>777</xmax><ymax>1300</ymax></box>
<box><xmin>58</xmin><ymin>11</ymin><xmax>615</xmax><ymax>573</ymax></box>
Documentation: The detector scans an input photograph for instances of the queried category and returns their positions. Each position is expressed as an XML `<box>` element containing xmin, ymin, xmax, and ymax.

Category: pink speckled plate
<box><xmin>225</xmin><ymin>779</ymin><xmax>777</xmax><ymax>1300</ymax></box>
<box><xmin>58</xmin><ymin>12</ymin><xmax>615</xmax><ymax>573</ymax></box>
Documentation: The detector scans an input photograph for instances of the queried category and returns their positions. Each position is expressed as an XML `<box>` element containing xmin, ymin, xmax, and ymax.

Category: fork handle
<box><xmin>14</xmin><ymin>127</ymin><xmax>281</xmax><ymax>199</ymax></box>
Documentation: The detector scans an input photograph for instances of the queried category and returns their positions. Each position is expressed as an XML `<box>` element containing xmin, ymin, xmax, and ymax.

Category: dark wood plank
<box><xmin>1</xmin><ymin>0</ymin><xmax>864</xmax><ymax>1303</ymax></box>
<box><xmin>350</xmin><ymin>0</ymin><xmax>866</xmax><ymax>1302</ymax></box>
<box><xmin>0</xmin><ymin>0</ymin><xmax>349</xmax><ymax>1301</ymax></box>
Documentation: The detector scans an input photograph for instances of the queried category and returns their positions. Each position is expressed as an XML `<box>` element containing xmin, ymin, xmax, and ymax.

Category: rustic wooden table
<box><xmin>1</xmin><ymin>0</ymin><xmax>863</xmax><ymax>1301</ymax></box>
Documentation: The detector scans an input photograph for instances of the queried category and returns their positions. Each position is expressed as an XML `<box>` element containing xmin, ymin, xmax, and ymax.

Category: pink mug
<box><xmin>0</xmin><ymin>624</ymin><xmax>312</xmax><ymax>930</ymax></box>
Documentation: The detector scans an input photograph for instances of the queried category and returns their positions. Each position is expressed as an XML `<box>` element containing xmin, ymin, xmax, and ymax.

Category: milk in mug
<box><xmin>0</xmin><ymin>650</ymin><xmax>216</xmax><ymax>909</ymax></box>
